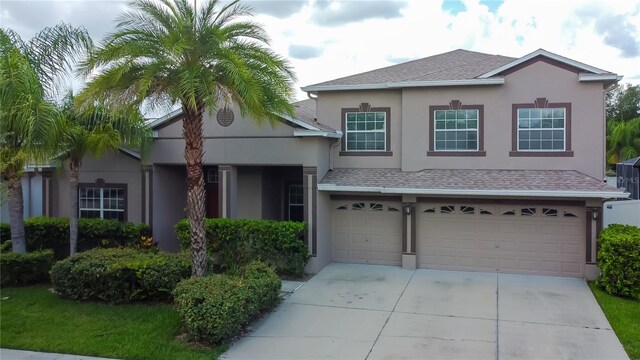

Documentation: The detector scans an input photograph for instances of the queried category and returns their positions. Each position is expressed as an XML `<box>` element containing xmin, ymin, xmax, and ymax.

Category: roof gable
<box><xmin>478</xmin><ymin>49</ymin><xmax>613</xmax><ymax>78</ymax></box>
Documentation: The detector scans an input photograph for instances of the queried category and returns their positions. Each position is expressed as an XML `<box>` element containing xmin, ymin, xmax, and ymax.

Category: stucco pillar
<box><xmin>303</xmin><ymin>167</ymin><xmax>317</xmax><ymax>256</ymax></box>
<box><xmin>218</xmin><ymin>165</ymin><xmax>237</xmax><ymax>219</ymax></box>
<box><xmin>141</xmin><ymin>166</ymin><xmax>153</xmax><ymax>226</ymax></box>
<box><xmin>402</xmin><ymin>195</ymin><xmax>417</xmax><ymax>270</ymax></box>
<box><xmin>585</xmin><ymin>206</ymin><xmax>603</xmax><ymax>280</ymax></box>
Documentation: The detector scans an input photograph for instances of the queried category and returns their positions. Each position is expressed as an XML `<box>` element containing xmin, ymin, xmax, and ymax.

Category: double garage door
<box><xmin>332</xmin><ymin>200</ymin><xmax>586</xmax><ymax>277</ymax></box>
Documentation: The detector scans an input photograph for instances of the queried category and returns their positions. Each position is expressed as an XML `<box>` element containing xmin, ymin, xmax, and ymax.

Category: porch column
<box><xmin>41</xmin><ymin>171</ymin><xmax>53</xmax><ymax>217</ymax></box>
<box><xmin>218</xmin><ymin>165</ymin><xmax>237</xmax><ymax>219</ymax></box>
<box><xmin>585</xmin><ymin>204</ymin><xmax>603</xmax><ymax>280</ymax></box>
<box><xmin>303</xmin><ymin>167</ymin><xmax>317</xmax><ymax>256</ymax></box>
<box><xmin>141</xmin><ymin>166</ymin><xmax>153</xmax><ymax>226</ymax></box>
<box><xmin>402</xmin><ymin>195</ymin><xmax>417</xmax><ymax>270</ymax></box>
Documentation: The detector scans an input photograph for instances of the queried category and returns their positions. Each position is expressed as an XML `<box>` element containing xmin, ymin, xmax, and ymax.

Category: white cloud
<box><xmin>2</xmin><ymin>0</ymin><xmax>639</xmax><ymax>103</ymax></box>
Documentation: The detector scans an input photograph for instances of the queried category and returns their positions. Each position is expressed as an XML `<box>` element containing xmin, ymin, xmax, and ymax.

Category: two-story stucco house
<box><xmin>22</xmin><ymin>48</ymin><xmax>627</xmax><ymax>279</ymax></box>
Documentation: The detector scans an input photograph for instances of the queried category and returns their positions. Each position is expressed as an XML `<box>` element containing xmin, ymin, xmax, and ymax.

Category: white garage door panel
<box><xmin>332</xmin><ymin>201</ymin><xmax>402</xmax><ymax>265</ymax></box>
<box><xmin>418</xmin><ymin>203</ymin><xmax>585</xmax><ymax>277</ymax></box>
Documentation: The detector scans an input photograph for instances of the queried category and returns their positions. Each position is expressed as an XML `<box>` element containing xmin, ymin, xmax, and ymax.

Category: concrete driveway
<box><xmin>222</xmin><ymin>263</ymin><xmax>628</xmax><ymax>360</ymax></box>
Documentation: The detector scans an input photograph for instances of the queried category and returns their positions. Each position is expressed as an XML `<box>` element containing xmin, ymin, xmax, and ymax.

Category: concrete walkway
<box><xmin>222</xmin><ymin>263</ymin><xmax>629</xmax><ymax>360</ymax></box>
<box><xmin>0</xmin><ymin>349</ymin><xmax>116</xmax><ymax>360</ymax></box>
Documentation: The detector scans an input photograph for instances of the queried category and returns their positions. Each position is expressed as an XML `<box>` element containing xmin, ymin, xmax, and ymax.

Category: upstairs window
<box><xmin>434</xmin><ymin>109</ymin><xmax>479</xmax><ymax>151</ymax></box>
<box><xmin>517</xmin><ymin>108</ymin><xmax>565</xmax><ymax>151</ymax></box>
<box><xmin>345</xmin><ymin>111</ymin><xmax>386</xmax><ymax>151</ymax></box>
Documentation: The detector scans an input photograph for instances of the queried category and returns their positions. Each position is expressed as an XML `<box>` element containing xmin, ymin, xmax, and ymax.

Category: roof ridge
<box><xmin>394</xmin><ymin>52</ymin><xmax>507</xmax><ymax>82</ymax></box>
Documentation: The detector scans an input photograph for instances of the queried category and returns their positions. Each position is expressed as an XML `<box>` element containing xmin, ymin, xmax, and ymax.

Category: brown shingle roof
<box><xmin>320</xmin><ymin>168</ymin><xmax>622</xmax><ymax>196</ymax></box>
<box><xmin>307</xmin><ymin>49</ymin><xmax>516</xmax><ymax>87</ymax></box>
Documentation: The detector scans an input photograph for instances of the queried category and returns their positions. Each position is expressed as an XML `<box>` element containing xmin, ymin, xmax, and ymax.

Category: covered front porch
<box><xmin>151</xmin><ymin>164</ymin><xmax>317</xmax><ymax>252</ymax></box>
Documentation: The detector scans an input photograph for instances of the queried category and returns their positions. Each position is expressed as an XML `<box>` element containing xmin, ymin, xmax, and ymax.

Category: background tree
<box><xmin>0</xmin><ymin>25</ymin><xmax>91</xmax><ymax>253</ymax></box>
<box><xmin>606</xmin><ymin>83</ymin><xmax>640</xmax><ymax>168</ymax></box>
<box><xmin>606</xmin><ymin>83</ymin><xmax>640</xmax><ymax>122</ymax></box>
<box><xmin>606</xmin><ymin>118</ymin><xmax>640</xmax><ymax>165</ymax></box>
<box><xmin>79</xmin><ymin>0</ymin><xmax>295</xmax><ymax>276</ymax></box>
<box><xmin>56</xmin><ymin>93</ymin><xmax>151</xmax><ymax>256</ymax></box>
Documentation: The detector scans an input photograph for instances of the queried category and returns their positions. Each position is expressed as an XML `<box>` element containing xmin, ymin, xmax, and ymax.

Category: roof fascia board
<box><xmin>293</xmin><ymin>130</ymin><xmax>343</xmax><ymax>138</ymax></box>
<box><xmin>317</xmin><ymin>184</ymin><xmax>629</xmax><ymax>199</ymax></box>
<box><xmin>301</xmin><ymin>78</ymin><xmax>505</xmax><ymax>92</ymax></box>
<box><xmin>479</xmin><ymin>49</ymin><xmax>611</xmax><ymax>78</ymax></box>
<box><xmin>579</xmin><ymin>73</ymin><xmax>624</xmax><ymax>82</ymax></box>
<box><xmin>148</xmin><ymin>108</ymin><xmax>183</xmax><ymax>129</ymax></box>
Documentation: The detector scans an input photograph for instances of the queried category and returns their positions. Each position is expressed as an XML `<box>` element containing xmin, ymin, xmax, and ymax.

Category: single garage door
<box><xmin>417</xmin><ymin>203</ymin><xmax>585</xmax><ymax>277</ymax></box>
<box><xmin>333</xmin><ymin>200</ymin><xmax>403</xmax><ymax>265</ymax></box>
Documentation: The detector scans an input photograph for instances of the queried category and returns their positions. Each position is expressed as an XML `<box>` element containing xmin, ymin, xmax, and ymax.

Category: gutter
<box><xmin>317</xmin><ymin>184</ymin><xmax>630</xmax><ymax>199</ymax></box>
<box><xmin>301</xmin><ymin>78</ymin><xmax>505</xmax><ymax>92</ymax></box>
<box><xmin>293</xmin><ymin>130</ymin><xmax>343</xmax><ymax>139</ymax></box>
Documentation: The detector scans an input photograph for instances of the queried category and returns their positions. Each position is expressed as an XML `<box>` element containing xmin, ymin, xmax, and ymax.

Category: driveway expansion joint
<box><xmin>497</xmin><ymin>318</ymin><xmax>614</xmax><ymax>331</ymax></box>
<box><xmin>284</xmin><ymin>301</ymin><xmax>391</xmax><ymax>313</ymax></box>
<box><xmin>365</xmin><ymin>269</ymin><xmax>416</xmax><ymax>360</ymax></box>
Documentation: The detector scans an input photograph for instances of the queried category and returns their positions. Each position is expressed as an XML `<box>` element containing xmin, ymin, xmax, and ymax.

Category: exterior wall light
<box><xmin>404</xmin><ymin>206</ymin><xmax>412</xmax><ymax>215</ymax></box>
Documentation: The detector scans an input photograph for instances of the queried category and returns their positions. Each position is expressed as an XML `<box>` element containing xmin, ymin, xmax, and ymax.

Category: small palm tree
<box><xmin>0</xmin><ymin>25</ymin><xmax>91</xmax><ymax>253</ymax></box>
<box><xmin>606</xmin><ymin>118</ymin><xmax>640</xmax><ymax>165</ymax></box>
<box><xmin>79</xmin><ymin>0</ymin><xmax>296</xmax><ymax>276</ymax></box>
<box><xmin>57</xmin><ymin>93</ymin><xmax>151</xmax><ymax>256</ymax></box>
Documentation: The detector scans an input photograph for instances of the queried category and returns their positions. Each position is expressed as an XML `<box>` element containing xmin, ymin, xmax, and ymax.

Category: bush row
<box><xmin>597</xmin><ymin>224</ymin><xmax>640</xmax><ymax>300</ymax></box>
<box><xmin>50</xmin><ymin>248</ymin><xmax>191</xmax><ymax>303</ymax></box>
<box><xmin>1</xmin><ymin>217</ymin><xmax>151</xmax><ymax>259</ymax></box>
<box><xmin>0</xmin><ymin>250</ymin><xmax>54</xmax><ymax>287</ymax></box>
<box><xmin>175</xmin><ymin>218</ymin><xmax>308</xmax><ymax>276</ymax></box>
<box><xmin>173</xmin><ymin>261</ymin><xmax>281</xmax><ymax>344</ymax></box>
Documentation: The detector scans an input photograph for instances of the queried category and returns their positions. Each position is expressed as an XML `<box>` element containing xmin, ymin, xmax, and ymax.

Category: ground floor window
<box><xmin>79</xmin><ymin>186</ymin><xmax>126</xmax><ymax>221</ymax></box>
<box><xmin>288</xmin><ymin>183</ymin><xmax>304</xmax><ymax>222</ymax></box>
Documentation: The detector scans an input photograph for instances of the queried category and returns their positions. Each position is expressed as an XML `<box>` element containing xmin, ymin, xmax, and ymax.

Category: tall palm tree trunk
<box><xmin>69</xmin><ymin>158</ymin><xmax>80</xmax><ymax>256</ymax></box>
<box><xmin>182</xmin><ymin>103</ymin><xmax>207</xmax><ymax>276</ymax></box>
<box><xmin>8</xmin><ymin>174</ymin><xmax>26</xmax><ymax>253</ymax></box>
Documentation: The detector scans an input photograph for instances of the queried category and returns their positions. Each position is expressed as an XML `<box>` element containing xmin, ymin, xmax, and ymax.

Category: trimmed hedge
<box><xmin>50</xmin><ymin>248</ymin><xmax>191</xmax><ymax>303</ymax></box>
<box><xmin>597</xmin><ymin>224</ymin><xmax>640</xmax><ymax>300</ymax></box>
<box><xmin>176</xmin><ymin>218</ymin><xmax>308</xmax><ymax>276</ymax></box>
<box><xmin>0</xmin><ymin>250</ymin><xmax>54</xmax><ymax>287</ymax></box>
<box><xmin>0</xmin><ymin>217</ymin><xmax>151</xmax><ymax>259</ymax></box>
<box><xmin>173</xmin><ymin>261</ymin><xmax>281</xmax><ymax>344</ymax></box>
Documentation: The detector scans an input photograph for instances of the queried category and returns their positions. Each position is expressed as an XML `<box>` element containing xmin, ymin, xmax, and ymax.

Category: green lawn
<box><xmin>589</xmin><ymin>283</ymin><xmax>640</xmax><ymax>360</ymax></box>
<box><xmin>0</xmin><ymin>286</ymin><xmax>224</xmax><ymax>360</ymax></box>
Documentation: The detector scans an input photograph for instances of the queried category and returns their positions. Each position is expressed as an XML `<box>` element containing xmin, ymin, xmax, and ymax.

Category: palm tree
<box><xmin>79</xmin><ymin>0</ymin><xmax>296</xmax><ymax>276</ymax></box>
<box><xmin>57</xmin><ymin>93</ymin><xmax>151</xmax><ymax>256</ymax></box>
<box><xmin>0</xmin><ymin>25</ymin><xmax>91</xmax><ymax>253</ymax></box>
<box><xmin>606</xmin><ymin>118</ymin><xmax>640</xmax><ymax>165</ymax></box>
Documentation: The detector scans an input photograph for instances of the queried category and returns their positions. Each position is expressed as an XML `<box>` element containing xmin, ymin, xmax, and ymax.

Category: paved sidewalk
<box><xmin>0</xmin><ymin>349</ymin><xmax>117</xmax><ymax>360</ymax></box>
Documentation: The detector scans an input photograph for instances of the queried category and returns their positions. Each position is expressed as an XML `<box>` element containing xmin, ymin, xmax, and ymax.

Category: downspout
<box><xmin>307</xmin><ymin>91</ymin><xmax>341</xmax><ymax>172</ymax></box>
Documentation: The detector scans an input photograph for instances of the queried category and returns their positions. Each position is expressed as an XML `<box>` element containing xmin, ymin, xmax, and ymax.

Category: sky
<box><xmin>1</xmin><ymin>0</ymin><xmax>639</xmax><ymax>117</ymax></box>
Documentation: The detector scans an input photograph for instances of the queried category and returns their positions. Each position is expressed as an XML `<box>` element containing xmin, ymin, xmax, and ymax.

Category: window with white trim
<box><xmin>79</xmin><ymin>187</ymin><xmax>125</xmax><ymax>221</ymax></box>
<box><xmin>517</xmin><ymin>108</ymin><xmax>565</xmax><ymax>151</ymax></box>
<box><xmin>288</xmin><ymin>184</ymin><xmax>303</xmax><ymax>222</ymax></box>
<box><xmin>345</xmin><ymin>112</ymin><xmax>386</xmax><ymax>151</ymax></box>
<box><xmin>434</xmin><ymin>109</ymin><xmax>479</xmax><ymax>151</ymax></box>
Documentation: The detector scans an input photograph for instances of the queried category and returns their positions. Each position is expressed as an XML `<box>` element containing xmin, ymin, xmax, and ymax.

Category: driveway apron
<box><xmin>222</xmin><ymin>263</ymin><xmax>628</xmax><ymax>360</ymax></box>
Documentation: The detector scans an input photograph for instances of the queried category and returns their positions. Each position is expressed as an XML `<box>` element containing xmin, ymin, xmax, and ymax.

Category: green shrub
<box><xmin>0</xmin><ymin>223</ymin><xmax>10</xmax><ymax>242</ymax></box>
<box><xmin>597</xmin><ymin>224</ymin><xmax>640</xmax><ymax>300</ymax></box>
<box><xmin>173</xmin><ymin>261</ymin><xmax>281</xmax><ymax>344</ymax></box>
<box><xmin>1</xmin><ymin>217</ymin><xmax>151</xmax><ymax>260</ymax></box>
<box><xmin>50</xmin><ymin>248</ymin><xmax>191</xmax><ymax>303</ymax></box>
<box><xmin>1</xmin><ymin>250</ymin><xmax>54</xmax><ymax>287</ymax></box>
<box><xmin>175</xmin><ymin>218</ymin><xmax>308</xmax><ymax>276</ymax></box>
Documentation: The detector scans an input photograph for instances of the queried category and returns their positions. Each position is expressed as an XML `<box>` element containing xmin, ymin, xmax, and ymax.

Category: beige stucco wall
<box><xmin>316</xmin><ymin>90</ymin><xmax>402</xmax><ymax>169</ymax></box>
<box><xmin>156</xmin><ymin>103</ymin><xmax>295</xmax><ymax>139</ymax></box>
<box><xmin>55</xmin><ymin>151</ymin><xmax>143</xmax><ymax>223</ymax></box>
<box><xmin>315</xmin><ymin>61</ymin><xmax>606</xmax><ymax>180</ymax></box>
<box><xmin>401</xmin><ymin>61</ymin><xmax>605</xmax><ymax>179</ymax></box>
